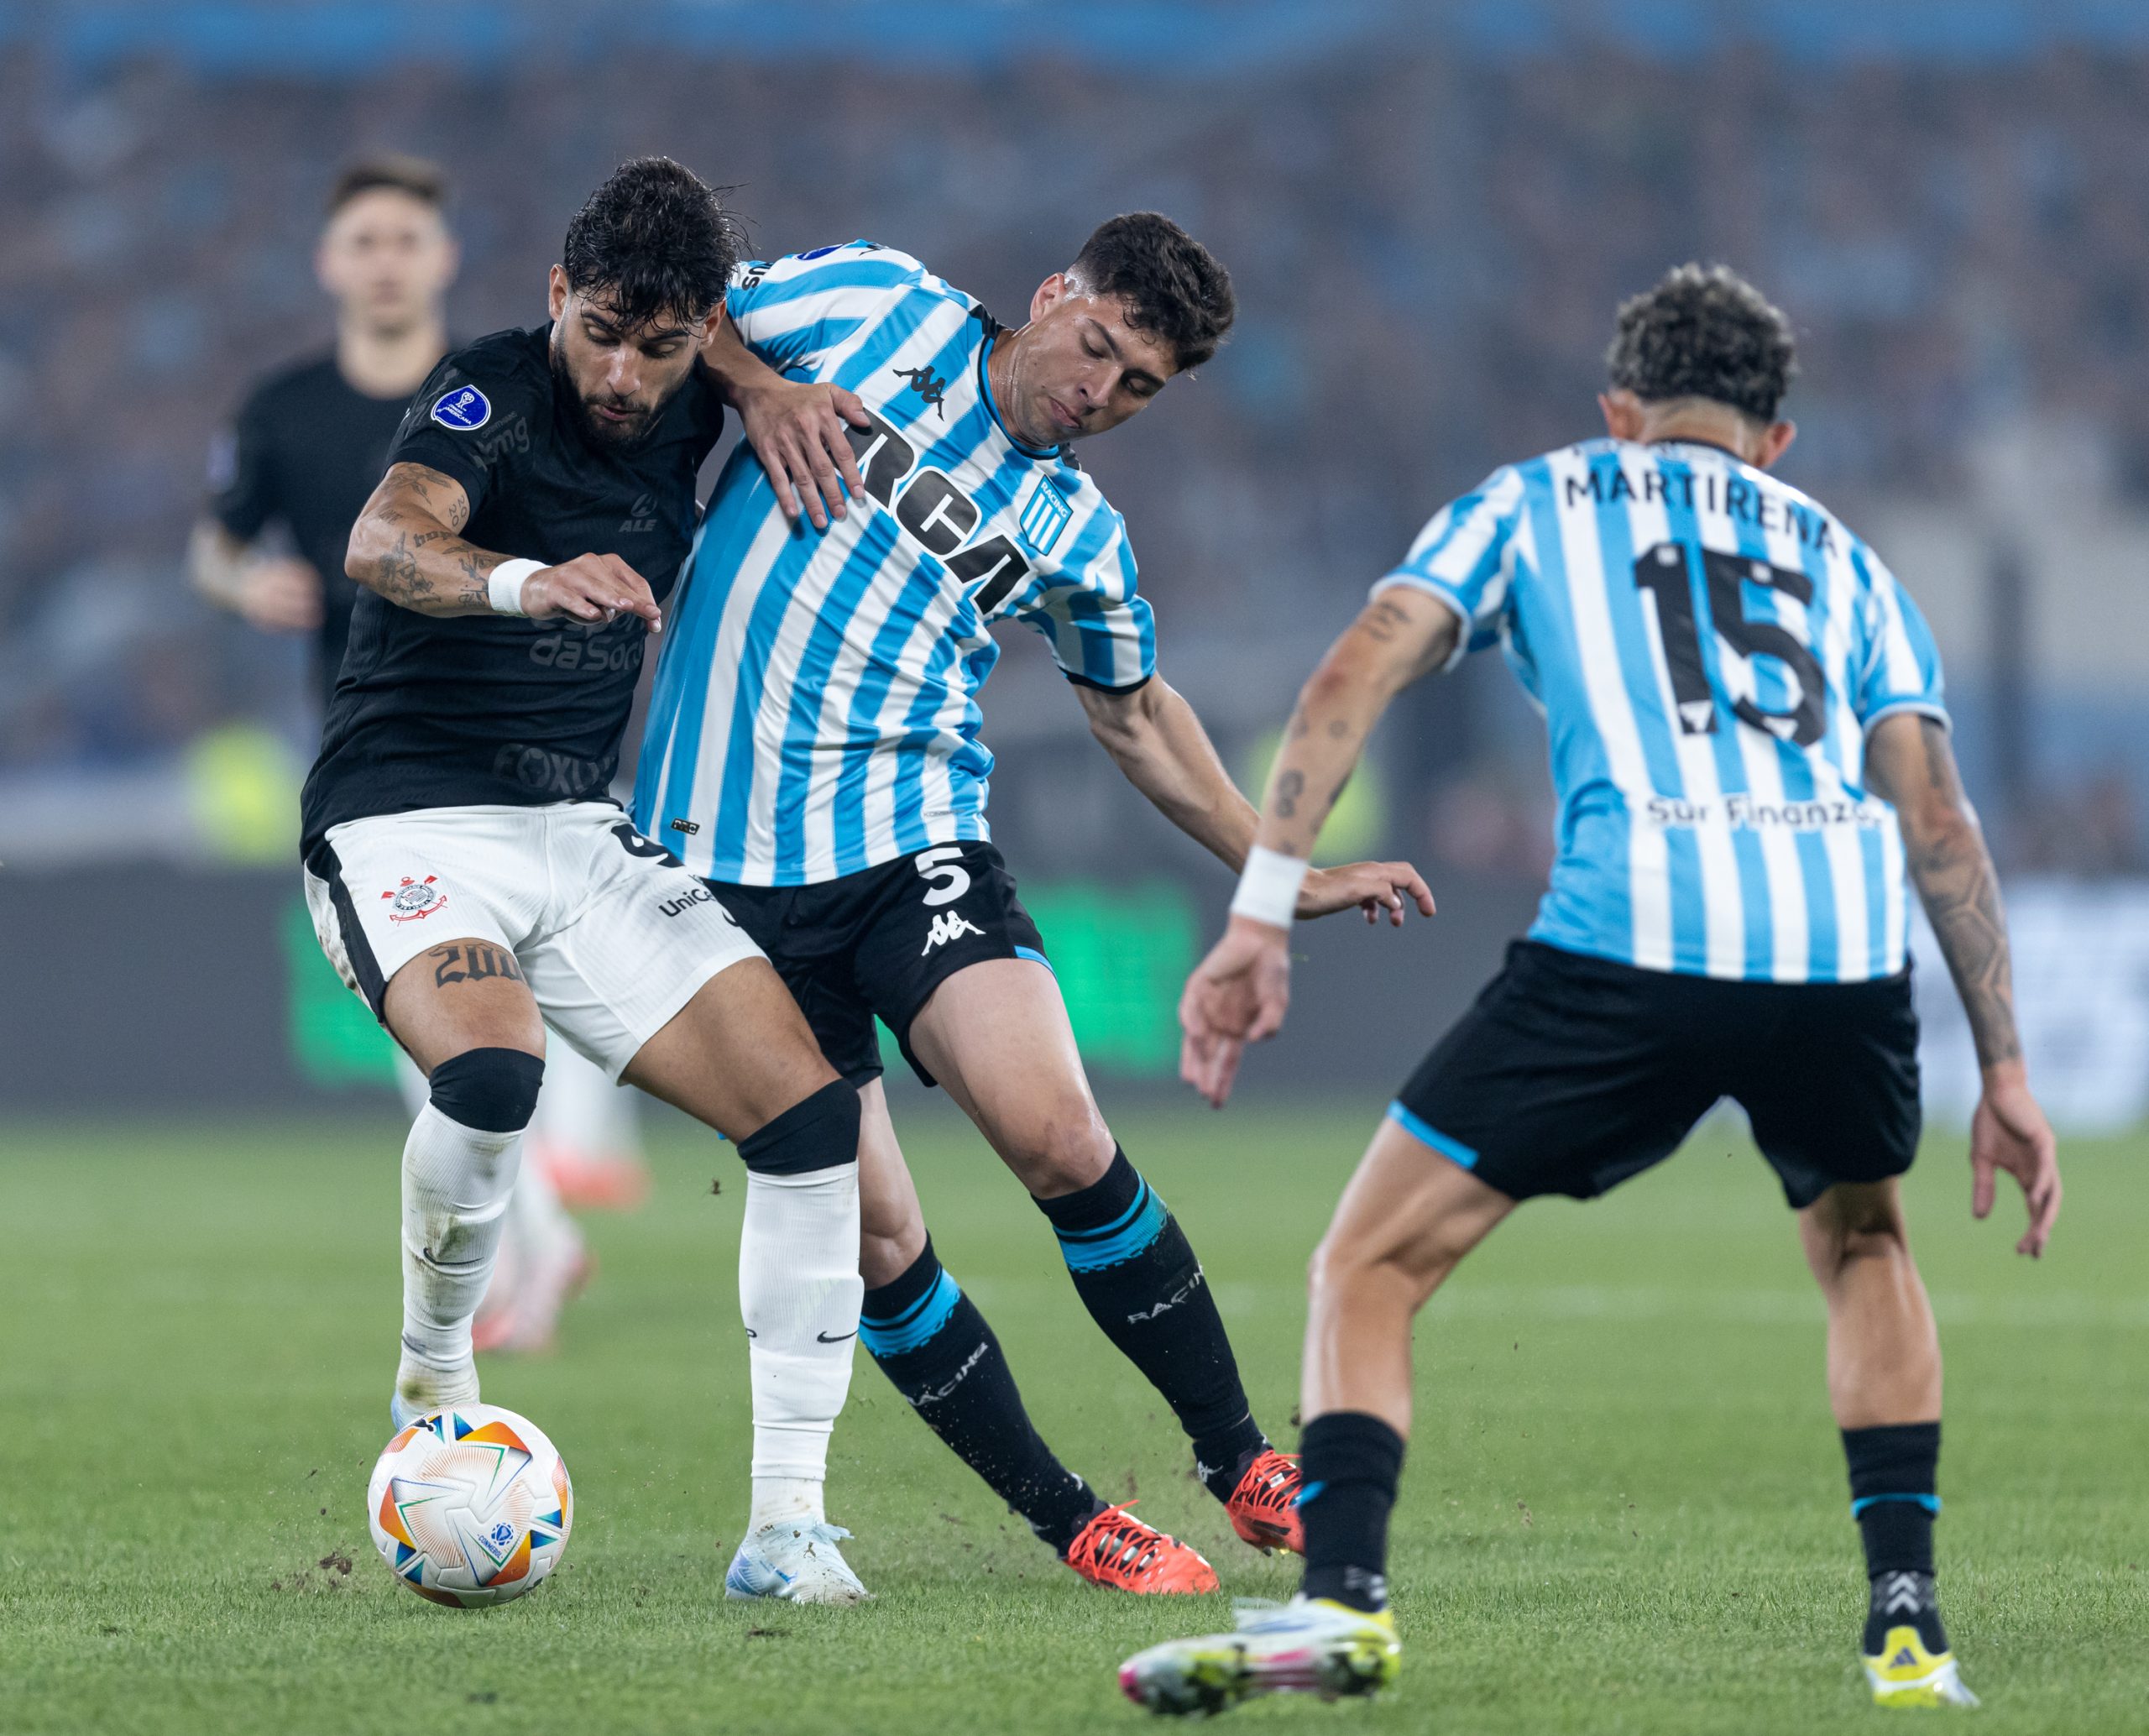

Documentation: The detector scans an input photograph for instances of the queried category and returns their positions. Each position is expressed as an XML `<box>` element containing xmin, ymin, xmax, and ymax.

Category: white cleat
<box><xmin>724</xmin><ymin>1520</ymin><xmax>871</xmax><ymax>1605</ymax></box>
<box><xmin>1119</xmin><ymin>1596</ymin><xmax>1400</xmax><ymax>1716</ymax></box>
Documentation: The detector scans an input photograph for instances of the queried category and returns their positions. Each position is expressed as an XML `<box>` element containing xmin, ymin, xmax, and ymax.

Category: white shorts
<box><xmin>302</xmin><ymin>802</ymin><xmax>762</xmax><ymax>1080</ymax></box>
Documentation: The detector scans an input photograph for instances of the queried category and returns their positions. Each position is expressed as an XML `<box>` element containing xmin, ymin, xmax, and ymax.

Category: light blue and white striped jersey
<box><xmin>633</xmin><ymin>243</ymin><xmax>1154</xmax><ymax>886</ymax></box>
<box><xmin>1381</xmin><ymin>437</ymin><xmax>1947</xmax><ymax>983</ymax></box>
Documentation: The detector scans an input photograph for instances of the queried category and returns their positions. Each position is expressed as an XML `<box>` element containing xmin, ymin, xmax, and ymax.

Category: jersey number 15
<box><xmin>1632</xmin><ymin>541</ymin><xmax>1826</xmax><ymax>748</ymax></box>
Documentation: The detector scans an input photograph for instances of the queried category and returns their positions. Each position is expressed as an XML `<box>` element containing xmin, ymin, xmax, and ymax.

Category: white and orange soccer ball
<box><xmin>366</xmin><ymin>1404</ymin><xmax>573</xmax><ymax>1607</ymax></box>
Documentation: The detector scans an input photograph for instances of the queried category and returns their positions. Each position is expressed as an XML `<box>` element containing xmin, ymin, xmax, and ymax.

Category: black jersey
<box><xmin>299</xmin><ymin>325</ymin><xmax>724</xmax><ymax>852</ymax></box>
<box><xmin>208</xmin><ymin>353</ymin><xmax>413</xmax><ymax>702</ymax></box>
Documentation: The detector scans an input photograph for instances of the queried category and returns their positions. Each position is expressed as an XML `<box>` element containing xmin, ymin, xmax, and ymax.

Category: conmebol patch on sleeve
<box><xmin>431</xmin><ymin>385</ymin><xmax>492</xmax><ymax>431</ymax></box>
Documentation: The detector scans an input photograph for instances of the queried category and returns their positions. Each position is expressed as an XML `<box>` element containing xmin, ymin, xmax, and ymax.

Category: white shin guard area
<box><xmin>739</xmin><ymin>1163</ymin><xmax>865</xmax><ymax>1528</ymax></box>
<box><xmin>395</xmin><ymin>1101</ymin><xmax>523</xmax><ymax>1411</ymax></box>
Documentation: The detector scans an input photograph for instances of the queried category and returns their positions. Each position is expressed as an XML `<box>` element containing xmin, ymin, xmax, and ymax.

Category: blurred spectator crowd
<box><xmin>0</xmin><ymin>23</ymin><xmax>2144</xmax><ymax>873</ymax></box>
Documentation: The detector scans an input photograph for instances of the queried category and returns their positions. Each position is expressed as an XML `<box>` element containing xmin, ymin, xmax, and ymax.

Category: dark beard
<box><xmin>547</xmin><ymin>337</ymin><xmax>664</xmax><ymax>450</ymax></box>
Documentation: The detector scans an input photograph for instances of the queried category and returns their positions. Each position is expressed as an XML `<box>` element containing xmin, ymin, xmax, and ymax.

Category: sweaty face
<box><xmin>996</xmin><ymin>277</ymin><xmax>1178</xmax><ymax>448</ymax></box>
<box><xmin>546</xmin><ymin>271</ymin><xmax>708</xmax><ymax>448</ymax></box>
<box><xmin>316</xmin><ymin>189</ymin><xmax>457</xmax><ymax>336</ymax></box>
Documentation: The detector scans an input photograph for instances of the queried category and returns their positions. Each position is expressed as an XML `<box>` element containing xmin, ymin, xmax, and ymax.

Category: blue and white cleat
<box><xmin>724</xmin><ymin>1520</ymin><xmax>871</xmax><ymax>1606</ymax></box>
<box><xmin>1864</xmin><ymin>1627</ymin><xmax>1980</xmax><ymax>1709</ymax></box>
<box><xmin>1119</xmin><ymin>1596</ymin><xmax>1400</xmax><ymax>1716</ymax></box>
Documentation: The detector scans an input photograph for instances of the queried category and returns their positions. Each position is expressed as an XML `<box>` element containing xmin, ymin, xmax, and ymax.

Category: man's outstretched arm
<box><xmin>1864</xmin><ymin>711</ymin><xmax>2060</xmax><ymax>1255</ymax></box>
<box><xmin>1177</xmin><ymin>588</ymin><xmax>1459</xmax><ymax>1105</ymax></box>
<box><xmin>1074</xmin><ymin>675</ymin><xmax>1435</xmax><ymax>925</ymax></box>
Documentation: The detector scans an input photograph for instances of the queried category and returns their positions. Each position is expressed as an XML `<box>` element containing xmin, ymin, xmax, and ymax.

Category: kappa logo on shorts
<box><xmin>921</xmin><ymin>911</ymin><xmax>986</xmax><ymax>956</ymax></box>
<box><xmin>381</xmin><ymin>875</ymin><xmax>448</xmax><ymax>923</ymax></box>
<box><xmin>430</xmin><ymin>385</ymin><xmax>491</xmax><ymax>431</ymax></box>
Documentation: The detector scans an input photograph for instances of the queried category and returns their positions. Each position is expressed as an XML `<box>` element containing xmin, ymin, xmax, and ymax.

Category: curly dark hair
<box><xmin>1606</xmin><ymin>264</ymin><xmax>1797</xmax><ymax>423</ymax></box>
<box><xmin>562</xmin><ymin>157</ymin><xmax>744</xmax><ymax>331</ymax></box>
<box><xmin>1069</xmin><ymin>212</ymin><xmax>1236</xmax><ymax>372</ymax></box>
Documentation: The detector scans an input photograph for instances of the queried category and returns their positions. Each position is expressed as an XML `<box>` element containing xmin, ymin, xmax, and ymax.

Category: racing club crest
<box><xmin>382</xmin><ymin>875</ymin><xmax>447</xmax><ymax>923</ymax></box>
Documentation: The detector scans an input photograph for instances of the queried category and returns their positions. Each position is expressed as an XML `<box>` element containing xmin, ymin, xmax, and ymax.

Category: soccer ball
<box><xmin>366</xmin><ymin>1403</ymin><xmax>573</xmax><ymax>1607</ymax></box>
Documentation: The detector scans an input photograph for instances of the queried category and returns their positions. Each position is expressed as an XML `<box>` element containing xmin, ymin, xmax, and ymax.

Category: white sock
<box><xmin>739</xmin><ymin>1163</ymin><xmax>863</xmax><ymax>1530</ymax></box>
<box><xmin>395</xmin><ymin>1102</ymin><xmax>523</xmax><ymax>1413</ymax></box>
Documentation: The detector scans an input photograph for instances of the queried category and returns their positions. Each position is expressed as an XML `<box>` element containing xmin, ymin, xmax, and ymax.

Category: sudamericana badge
<box><xmin>430</xmin><ymin>385</ymin><xmax>492</xmax><ymax>431</ymax></box>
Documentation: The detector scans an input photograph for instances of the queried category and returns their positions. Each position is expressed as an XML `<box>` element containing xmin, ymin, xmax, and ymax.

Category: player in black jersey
<box><xmin>191</xmin><ymin>154</ymin><xmax>641</xmax><ymax>1357</ymax></box>
<box><xmin>194</xmin><ymin>156</ymin><xmax>458</xmax><ymax>702</ymax></box>
<box><xmin>301</xmin><ymin>159</ymin><xmax>871</xmax><ymax>1604</ymax></box>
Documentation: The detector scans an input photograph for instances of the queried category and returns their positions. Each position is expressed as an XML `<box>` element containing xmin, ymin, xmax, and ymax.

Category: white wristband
<box><xmin>1229</xmin><ymin>845</ymin><xmax>1310</xmax><ymax>928</ymax></box>
<box><xmin>487</xmin><ymin>557</ymin><xmax>544</xmax><ymax>617</ymax></box>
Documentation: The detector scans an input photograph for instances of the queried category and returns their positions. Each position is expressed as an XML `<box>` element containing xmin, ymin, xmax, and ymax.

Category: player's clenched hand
<box><xmin>1299</xmin><ymin>860</ymin><xmax>1437</xmax><ymax>928</ymax></box>
<box><xmin>737</xmin><ymin>379</ymin><xmax>871</xmax><ymax>533</ymax></box>
<box><xmin>1179</xmin><ymin>917</ymin><xmax>1293</xmax><ymax>1108</ymax></box>
<box><xmin>1969</xmin><ymin>1060</ymin><xmax>2060</xmax><ymax>1258</ymax></box>
<box><xmin>520</xmin><ymin>553</ymin><xmax>663</xmax><ymax>632</ymax></box>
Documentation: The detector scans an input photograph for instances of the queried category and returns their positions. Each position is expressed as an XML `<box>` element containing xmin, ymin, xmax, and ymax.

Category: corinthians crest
<box><xmin>382</xmin><ymin>875</ymin><xmax>447</xmax><ymax>923</ymax></box>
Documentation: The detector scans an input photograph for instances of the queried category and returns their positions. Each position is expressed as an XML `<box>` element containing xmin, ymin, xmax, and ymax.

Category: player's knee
<box><xmin>1807</xmin><ymin>1182</ymin><xmax>1911</xmax><ymax>1277</ymax></box>
<box><xmin>739</xmin><ymin>1079</ymin><xmax>862</xmax><ymax>1174</ymax></box>
<box><xmin>1307</xmin><ymin>1225</ymin><xmax>1382</xmax><ymax>1306</ymax></box>
<box><xmin>428</xmin><ymin>1046</ymin><xmax>545</xmax><ymax>1132</ymax></box>
<box><xmin>1310</xmin><ymin>1213</ymin><xmax>1464</xmax><ymax>1311</ymax></box>
<box><xmin>1011</xmin><ymin>1103</ymin><xmax>1115</xmax><ymax>1199</ymax></box>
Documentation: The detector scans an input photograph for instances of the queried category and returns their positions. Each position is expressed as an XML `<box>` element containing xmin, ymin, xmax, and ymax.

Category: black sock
<box><xmin>1036</xmin><ymin>1148</ymin><xmax>1267</xmax><ymax>1501</ymax></box>
<box><xmin>860</xmin><ymin>1239</ymin><xmax>1101</xmax><ymax>1556</ymax></box>
<box><xmin>1843</xmin><ymin>1422</ymin><xmax>1948</xmax><ymax>1654</ymax></box>
<box><xmin>1297</xmin><ymin>1412</ymin><xmax>1404</xmax><ymax>1613</ymax></box>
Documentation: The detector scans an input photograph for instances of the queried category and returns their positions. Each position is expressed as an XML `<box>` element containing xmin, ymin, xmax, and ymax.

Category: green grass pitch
<box><xmin>3</xmin><ymin>1103</ymin><xmax>2145</xmax><ymax>1734</ymax></box>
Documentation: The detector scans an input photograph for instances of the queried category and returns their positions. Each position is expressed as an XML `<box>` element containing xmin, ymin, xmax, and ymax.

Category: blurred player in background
<box><xmin>190</xmin><ymin>154</ymin><xmax>649</xmax><ymax>1355</ymax></box>
<box><xmin>1124</xmin><ymin>266</ymin><xmax>2062</xmax><ymax>1712</ymax></box>
<box><xmin>641</xmin><ymin>217</ymin><xmax>1430</xmax><ymax>1597</ymax></box>
<box><xmin>310</xmin><ymin>157</ymin><xmax>874</xmax><ymax>1603</ymax></box>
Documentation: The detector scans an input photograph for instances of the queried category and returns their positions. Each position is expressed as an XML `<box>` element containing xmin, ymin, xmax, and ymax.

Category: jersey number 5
<box><xmin>1631</xmin><ymin>542</ymin><xmax>1826</xmax><ymax>748</ymax></box>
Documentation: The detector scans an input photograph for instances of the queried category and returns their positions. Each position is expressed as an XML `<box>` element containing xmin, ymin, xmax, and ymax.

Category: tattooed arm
<box><xmin>1248</xmin><ymin>589</ymin><xmax>1460</xmax><ymax>860</ymax></box>
<box><xmin>345</xmin><ymin>462</ymin><xmax>493</xmax><ymax>614</ymax></box>
<box><xmin>346</xmin><ymin>462</ymin><xmax>661</xmax><ymax>626</ymax></box>
<box><xmin>1074</xmin><ymin>673</ymin><xmax>1435</xmax><ymax>923</ymax></box>
<box><xmin>1865</xmin><ymin>712</ymin><xmax>2060</xmax><ymax>1255</ymax></box>
<box><xmin>1177</xmin><ymin>587</ymin><xmax>1458</xmax><ymax>1104</ymax></box>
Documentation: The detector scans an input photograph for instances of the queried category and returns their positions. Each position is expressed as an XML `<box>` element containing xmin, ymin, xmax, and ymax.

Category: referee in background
<box><xmin>189</xmin><ymin>155</ymin><xmax>641</xmax><ymax>1350</ymax></box>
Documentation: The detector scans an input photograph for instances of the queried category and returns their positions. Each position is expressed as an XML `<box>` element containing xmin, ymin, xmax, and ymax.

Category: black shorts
<box><xmin>1390</xmin><ymin>939</ymin><xmax>1922</xmax><ymax>1210</ymax></box>
<box><xmin>713</xmin><ymin>841</ymin><xmax>1047</xmax><ymax>1088</ymax></box>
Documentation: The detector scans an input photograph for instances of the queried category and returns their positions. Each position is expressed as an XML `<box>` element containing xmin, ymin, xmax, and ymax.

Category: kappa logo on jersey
<box><xmin>921</xmin><ymin>911</ymin><xmax>986</xmax><ymax>955</ymax></box>
<box><xmin>381</xmin><ymin>875</ymin><xmax>447</xmax><ymax>922</ymax></box>
<box><xmin>1017</xmin><ymin>476</ymin><xmax>1073</xmax><ymax>556</ymax></box>
<box><xmin>891</xmin><ymin>363</ymin><xmax>949</xmax><ymax>420</ymax></box>
<box><xmin>429</xmin><ymin>386</ymin><xmax>491</xmax><ymax>431</ymax></box>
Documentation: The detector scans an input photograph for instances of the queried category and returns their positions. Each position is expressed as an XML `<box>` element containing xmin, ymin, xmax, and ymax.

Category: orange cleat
<box><xmin>529</xmin><ymin>1141</ymin><xmax>651</xmax><ymax>1213</ymax></box>
<box><xmin>1064</xmin><ymin>1503</ymin><xmax>1220</xmax><ymax>1595</ymax></box>
<box><xmin>473</xmin><ymin>1237</ymin><xmax>593</xmax><ymax>1357</ymax></box>
<box><xmin>1226</xmin><ymin>1451</ymin><xmax>1306</xmax><ymax>1555</ymax></box>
